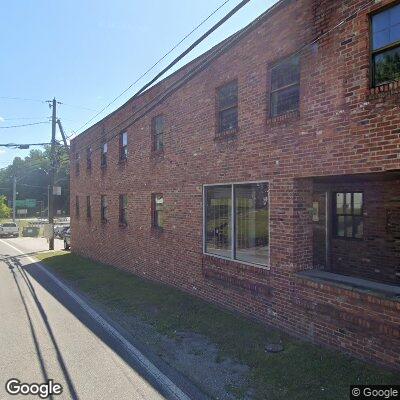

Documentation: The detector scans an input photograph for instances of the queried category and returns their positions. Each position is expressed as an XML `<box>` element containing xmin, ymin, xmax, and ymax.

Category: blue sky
<box><xmin>0</xmin><ymin>0</ymin><xmax>278</xmax><ymax>166</ymax></box>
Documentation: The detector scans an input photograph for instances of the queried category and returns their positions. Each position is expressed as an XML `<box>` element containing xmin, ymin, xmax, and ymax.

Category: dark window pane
<box><xmin>219</xmin><ymin>107</ymin><xmax>238</xmax><ymax>132</ymax></box>
<box><xmin>337</xmin><ymin>216</ymin><xmax>345</xmax><ymax>237</ymax></box>
<box><xmin>205</xmin><ymin>186</ymin><xmax>232</xmax><ymax>258</ymax></box>
<box><xmin>153</xmin><ymin>116</ymin><xmax>164</xmax><ymax>151</ymax></box>
<box><xmin>155</xmin><ymin>117</ymin><xmax>164</xmax><ymax>134</ymax></box>
<box><xmin>235</xmin><ymin>183</ymin><xmax>269</xmax><ymax>265</ymax></box>
<box><xmin>271</xmin><ymin>85</ymin><xmax>299</xmax><ymax>117</ymax></box>
<box><xmin>354</xmin><ymin>217</ymin><xmax>364</xmax><ymax>239</ymax></box>
<box><xmin>345</xmin><ymin>216</ymin><xmax>353</xmax><ymax>237</ymax></box>
<box><xmin>374</xmin><ymin>46</ymin><xmax>400</xmax><ymax>85</ymax></box>
<box><xmin>155</xmin><ymin>133</ymin><xmax>163</xmax><ymax>150</ymax></box>
<box><xmin>218</xmin><ymin>81</ymin><xmax>238</xmax><ymax>109</ymax></box>
<box><xmin>271</xmin><ymin>56</ymin><xmax>300</xmax><ymax>91</ymax></box>
<box><xmin>353</xmin><ymin>193</ymin><xmax>363</xmax><ymax>215</ymax></box>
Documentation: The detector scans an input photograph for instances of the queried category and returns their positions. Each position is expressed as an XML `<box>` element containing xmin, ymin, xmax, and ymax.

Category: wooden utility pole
<box><xmin>49</xmin><ymin>98</ymin><xmax>57</xmax><ymax>250</ymax></box>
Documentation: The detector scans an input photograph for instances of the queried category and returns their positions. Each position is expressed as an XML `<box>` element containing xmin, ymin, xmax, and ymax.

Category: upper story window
<box><xmin>270</xmin><ymin>56</ymin><xmax>300</xmax><ymax>117</ymax></box>
<box><xmin>101</xmin><ymin>142</ymin><xmax>108</xmax><ymax>167</ymax></box>
<box><xmin>119</xmin><ymin>131</ymin><xmax>128</xmax><ymax>161</ymax></box>
<box><xmin>152</xmin><ymin>194</ymin><xmax>164</xmax><ymax>229</ymax></box>
<box><xmin>86</xmin><ymin>195</ymin><xmax>91</xmax><ymax>220</ymax></box>
<box><xmin>86</xmin><ymin>147</ymin><xmax>92</xmax><ymax>170</ymax></box>
<box><xmin>152</xmin><ymin>115</ymin><xmax>164</xmax><ymax>152</ymax></box>
<box><xmin>119</xmin><ymin>194</ymin><xmax>128</xmax><ymax>225</ymax></box>
<box><xmin>74</xmin><ymin>153</ymin><xmax>80</xmax><ymax>176</ymax></box>
<box><xmin>217</xmin><ymin>80</ymin><xmax>238</xmax><ymax>133</ymax></box>
<box><xmin>204</xmin><ymin>182</ymin><xmax>269</xmax><ymax>266</ymax></box>
<box><xmin>152</xmin><ymin>115</ymin><xmax>164</xmax><ymax>151</ymax></box>
<box><xmin>371</xmin><ymin>3</ymin><xmax>400</xmax><ymax>86</ymax></box>
<box><xmin>333</xmin><ymin>192</ymin><xmax>363</xmax><ymax>239</ymax></box>
<box><xmin>101</xmin><ymin>195</ymin><xmax>108</xmax><ymax>222</ymax></box>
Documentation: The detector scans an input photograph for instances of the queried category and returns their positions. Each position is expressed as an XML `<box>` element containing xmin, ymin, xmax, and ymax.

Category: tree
<box><xmin>0</xmin><ymin>196</ymin><xmax>11</xmax><ymax>219</ymax></box>
<box><xmin>0</xmin><ymin>145</ymin><xmax>70</xmax><ymax>217</ymax></box>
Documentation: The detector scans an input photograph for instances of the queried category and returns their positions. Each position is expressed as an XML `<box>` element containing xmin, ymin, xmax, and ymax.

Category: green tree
<box><xmin>0</xmin><ymin>145</ymin><xmax>70</xmax><ymax>217</ymax></box>
<box><xmin>0</xmin><ymin>195</ymin><xmax>11</xmax><ymax>219</ymax></box>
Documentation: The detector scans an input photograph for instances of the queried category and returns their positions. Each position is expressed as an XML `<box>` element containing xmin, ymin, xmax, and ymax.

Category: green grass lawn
<box><xmin>35</xmin><ymin>251</ymin><xmax>399</xmax><ymax>400</ymax></box>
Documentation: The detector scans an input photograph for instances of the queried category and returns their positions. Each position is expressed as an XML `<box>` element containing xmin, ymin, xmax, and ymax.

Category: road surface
<box><xmin>0</xmin><ymin>238</ymin><xmax>192</xmax><ymax>400</ymax></box>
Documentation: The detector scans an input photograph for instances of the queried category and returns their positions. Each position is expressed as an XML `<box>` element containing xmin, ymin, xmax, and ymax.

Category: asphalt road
<box><xmin>0</xmin><ymin>238</ymin><xmax>192</xmax><ymax>400</ymax></box>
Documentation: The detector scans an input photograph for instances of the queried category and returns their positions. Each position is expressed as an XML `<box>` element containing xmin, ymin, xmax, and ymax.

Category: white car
<box><xmin>0</xmin><ymin>222</ymin><xmax>19</xmax><ymax>238</ymax></box>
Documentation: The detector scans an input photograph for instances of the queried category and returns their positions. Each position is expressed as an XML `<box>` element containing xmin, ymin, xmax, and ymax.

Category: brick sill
<box><xmin>267</xmin><ymin>110</ymin><xmax>299</xmax><ymax>126</ymax></box>
<box><xmin>368</xmin><ymin>80</ymin><xmax>400</xmax><ymax>100</ymax></box>
<box><xmin>296</xmin><ymin>270</ymin><xmax>400</xmax><ymax>302</ymax></box>
<box><xmin>214</xmin><ymin>128</ymin><xmax>238</xmax><ymax>141</ymax></box>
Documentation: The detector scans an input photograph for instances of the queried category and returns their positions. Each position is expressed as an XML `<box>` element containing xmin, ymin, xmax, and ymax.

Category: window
<box><xmin>152</xmin><ymin>194</ymin><xmax>164</xmax><ymax>229</ymax></box>
<box><xmin>217</xmin><ymin>81</ymin><xmax>238</xmax><ymax>133</ymax></box>
<box><xmin>270</xmin><ymin>56</ymin><xmax>300</xmax><ymax>117</ymax></box>
<box><xmin>333</xmin><ymin>192</ymin><xmax>363</xmax><ymax>239</ymax></box>
<box><xmin>74</xmin><ymin>153</ymin><xmax>80</xmax><ymax>176</ymax></box>
<box><xmin>86</xmin><ymin>147</ymin><xmax>92</xmax><ymax>170</ymax></box>
<box><xmin>75</xmin><ymin>195</ymin><xmax>80</xmax><ymax>218</ymax></box>
<box><xmin>152</xmin><ymin>116</ymin><xmax>164</xmax><ymax>151</ymax></box>
<box><xmin>86</xmin><ymin>195</ymin><xmax>91</xmax><ymax>220</ymax></box>
<box><xmin>119</xmin><ymin>132</ymin><xmax>128</xmax><ymax>161</ymax></box>
<box><xmin>204</xmin><ymin>182</ymin><xmax>269</xmax><ymax>266</ymax></box>
<box><xmin>101</xmin><ymin>142</ymin><xmax>108</xmax><ymax>167</ymax></box>
<box><xmin>101</xmin><ymin>195</ymin><xmax>108</xmax><ymax>222</ymax></box>
<box><xmin>371</xmin><ymin>3</ymin><xmax>400</xmax><ymax>86</ymax></box>
<box><xmin>119</xmin><ymin>194</ymin><xmax>128</xmax><ymax>225</ymax></box>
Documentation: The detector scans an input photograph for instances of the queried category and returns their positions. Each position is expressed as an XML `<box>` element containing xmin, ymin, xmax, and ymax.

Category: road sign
<box><xmin>17</xmin><ymin>209</ymin><xmax>28</xmax><ymax>215</ymax></box>
<box><xmin>15</xmin><ymin>199</ymin><xmax>37</xmax><ymax>208</ymax></box>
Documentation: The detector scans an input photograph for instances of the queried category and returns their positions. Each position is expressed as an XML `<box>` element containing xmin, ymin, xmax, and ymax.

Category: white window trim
<box><xmin>202</xmin><ymin>180</ymin><xmax>271</xmax><ymax>270</ymax></box>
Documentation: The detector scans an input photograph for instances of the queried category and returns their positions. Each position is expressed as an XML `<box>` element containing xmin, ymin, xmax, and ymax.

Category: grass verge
<box><xmin>35</xmin><ymin>251</ymin><xmax>399</xmax><ymax>400</ymax></box>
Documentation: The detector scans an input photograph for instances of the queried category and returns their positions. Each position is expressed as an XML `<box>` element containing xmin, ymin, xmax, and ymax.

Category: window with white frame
<box><xmin>204</xmin><ymin>182</ymin><xmax>269</xmax><ymax>266</ymax></box>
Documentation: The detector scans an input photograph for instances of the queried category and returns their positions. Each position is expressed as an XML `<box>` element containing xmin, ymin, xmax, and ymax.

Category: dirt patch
<box><xmin>108</xmin><ymin>308</ymin><xmax>252</xmax><ymax>400</ymax></box>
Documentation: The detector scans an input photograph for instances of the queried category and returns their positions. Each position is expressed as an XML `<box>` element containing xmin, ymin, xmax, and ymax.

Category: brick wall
<box><xmin>71</xmin><ymin>0</ymin><xmax>400</xmax><ymax>369</ymax></box>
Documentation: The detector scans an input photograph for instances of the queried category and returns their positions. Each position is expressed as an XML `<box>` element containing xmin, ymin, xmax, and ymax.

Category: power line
<box><xmin>0</xmin><ymin>142</ymin><xmax>53</xmax><ymax>148</ymax></box>
<box><xmin>65</xmin><ymin>0</ymin><xmax>374</xmax><ymax>164</ymax></box>
<box><xmin>0</xmin><ymin>121</ymin><xmax>50</xmax><ymax>129</ymax></box>
<box><xmin>0</xmin><ymin>117</ymin><xmax>50</xmax><ymax>121</ymax></box>
<box><xmin>73</xmin><ymin>0</ymin><xmax>233</xmax><ymax>136</ymax></box>
<box><xmin>0</xmin><ymin>96</ymin><xmax>45</xmax><ymax>103</ymax></box>
<box><xmin>58</xmin><ymin>103</ymin><xmax>97</xmax><ymax>112</ymax></box>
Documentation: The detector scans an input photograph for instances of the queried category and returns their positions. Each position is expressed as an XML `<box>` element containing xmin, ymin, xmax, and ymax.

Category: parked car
<box><xmin>0</xmin><ymin>222</ymin><xmax>19</xmax><ymax>238</ymax></box>
<box><xmin>64</xmin><ymin>228</ymin><xmax>71</xmax><ymax>250</ymax></box>
<box><xmin>55</xmin><ymin>225</ymin><xmax>70</xmax><ymax>239</ymax></box>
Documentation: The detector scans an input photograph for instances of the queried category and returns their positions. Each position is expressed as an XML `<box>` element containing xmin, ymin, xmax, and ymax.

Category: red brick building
<box><xmin>71</xmin><ymin>0</ymin><xmax>400</xmax><ymax>369</ymax></box>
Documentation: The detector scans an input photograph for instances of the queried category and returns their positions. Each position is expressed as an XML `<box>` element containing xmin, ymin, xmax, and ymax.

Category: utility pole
<box><xmin>12</xmin><ymin>176</ymin><xmax>16</xmax><ymax>222</ymax></box>
<box><xmin>48</xmin><ymin>98</ymin><xmax>57</xmax><ymax>250</ymax></box>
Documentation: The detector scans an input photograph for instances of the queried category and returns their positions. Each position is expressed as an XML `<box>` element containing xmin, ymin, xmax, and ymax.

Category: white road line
<box><xmin>0</xmin><ymin>239</ymin><xmax>192</xmax><ymax>400</ymax></box>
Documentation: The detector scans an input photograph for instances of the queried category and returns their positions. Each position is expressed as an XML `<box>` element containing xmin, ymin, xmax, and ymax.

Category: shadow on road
<box><xmin>5</xmin><ymin>253</ymin><xmax>203</xmax><ymax>400</ymax></box>
<box><xmin>6</xmin><ymin>255</ymin><xmax>79</xmax><ymax>400</ymax></box>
